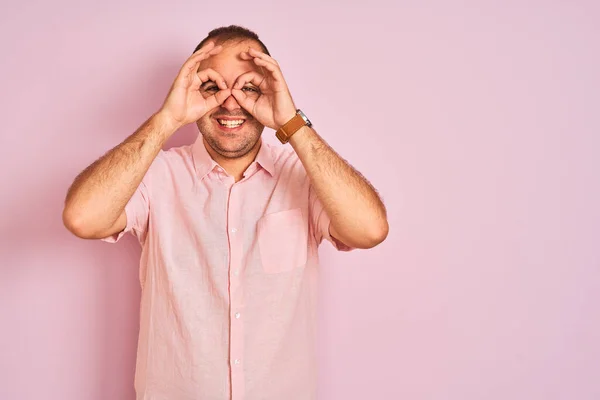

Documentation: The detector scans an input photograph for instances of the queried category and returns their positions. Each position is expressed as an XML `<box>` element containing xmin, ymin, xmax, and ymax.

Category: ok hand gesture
<box><xmin>231</xmin><ymin>47</ymin><xmax>297</xmax><ymax>131</ymax></box>
<box><xmin>160</xmin><ymin>42</ymin><xmax>232</xmax><ymax>130</ymax></box>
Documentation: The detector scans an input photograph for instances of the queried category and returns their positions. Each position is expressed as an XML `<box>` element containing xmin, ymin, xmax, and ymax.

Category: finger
<box><xmin>192</xmin><ymin>41</ymin><xmax>224</xmax><ymax>58</ymax></box>
<box><xmin>240</xmin><ymin>53</ymin><xmax>266</xmax><ymax>80</ymax></box>
<box><xmin>195</xmin><ymin>40</ymin><xmax>216</xmax><ymax>53</ymax></box>
<box><xmin>231</xmin><ymin>89</ymin><xmax>256</xmax><ymax>114</ymax></box>
<box><xmin>233</xmin><ymin>71</ymin><xmax>266</xmax><ymax>90</ymax></box>
<box><xmin>252</xmin><ymin>57</ymin><xmax>280</xmax><ymax>76</ymax></box>
<box><xmin>240</xmin><ymin>50</ymin><xmax>253</xmax><ymax>61</ymax></box>
<box><xmin>188</xmin><ymin>46</ymin><xmax>223</xmax><ymax>72</ymax></box>
<box><xmin>177</xmin><ymin>43</ymin><xmax>223</xmax><ymax>80</ymax></box>
<box><xmin>239</xmin><ymin>48</ymin><xmax>284</xmax><ymax>83</ymax></box>
<box><xmin>240</xmin><ymin>49</ymin><xmax>277</xmax><ymax>73</ymax></box>
<box><xmin>205</xmin><ymin>88</ymin><xmax>232</xmax><ymax>110</ymax></box>
<box><xmin>248</xmin><ymin>57</ymin><xmax>285</xmax><ymax>86</ymax></box>
<box><xmin>184</xmin><ymin>43</ymin><xmax>217</xmax><ymax>71</ymax></box>
<box><xmin>247</xmin><ymin>47</ymin><xmax>279</xmax><ymax>66</ymax></box>
<box><xmin>196</xmin><ymin>68</ymin><xmax>227</xmax><ymax>90</ymax></box>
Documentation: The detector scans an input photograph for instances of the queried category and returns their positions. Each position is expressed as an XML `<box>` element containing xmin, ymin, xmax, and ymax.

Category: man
<box><xmin>63</xmin><ymin>25</ymin><xmax>388</xmax><ymax>400</ymax></box>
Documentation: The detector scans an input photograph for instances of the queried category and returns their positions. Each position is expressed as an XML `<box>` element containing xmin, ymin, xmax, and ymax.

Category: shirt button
<box><xmin>235</xmin><ymin>312</ymin><xmax>241</xmax><ymax>319</ymax></box>
<box><xmin>231</xmin><ymin>228</ymin><xmax>238</xmax><ymax>233</ymax></box>
<box><xmin>234</xmin><ymin>270</ymin><xmax>239</xmax><ymax>276</ymax></box>
<box><xmin>234</xmin><ymin>359</ymin><xmax>241</xmax><ymax>365</ymax></box>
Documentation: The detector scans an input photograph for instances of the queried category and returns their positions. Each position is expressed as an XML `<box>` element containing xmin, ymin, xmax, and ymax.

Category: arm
<box><xmin>62</xmin><ymin>113</ymin><xmax>174</xmax><ymax>239</ymax></box>
<box><xmin>62</xmin><ymin>41</ymin><xmax>231</xmax><ymax>239</ymax></box>
<box><xmin>290</xmin><ymin>127</ymin><xmax>388</xmax><ymax>249</ymax></box>
<box><xmin>231</xmin><ymin>47</ymin><xmax>388</xmax><ymax>249</ymax></box>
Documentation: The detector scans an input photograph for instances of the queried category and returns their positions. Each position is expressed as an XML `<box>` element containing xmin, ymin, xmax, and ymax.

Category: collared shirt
<box><xmin>102</xmin><ymin>136</ymin><xmax>352</xmax><ymax>400</ymax></box>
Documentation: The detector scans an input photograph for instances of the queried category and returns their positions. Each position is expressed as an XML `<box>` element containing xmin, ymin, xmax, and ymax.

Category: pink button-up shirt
<box><xmin>102</xmin><ymin>136</ymin><xmax>352</xmax><ymax>400</ymax></box>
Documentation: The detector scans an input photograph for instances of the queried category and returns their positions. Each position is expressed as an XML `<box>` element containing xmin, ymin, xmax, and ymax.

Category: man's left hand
<box><xmin>231</xmin><ymin>47</ymin><xmax>297</xmax><ymax>130</ymax></box>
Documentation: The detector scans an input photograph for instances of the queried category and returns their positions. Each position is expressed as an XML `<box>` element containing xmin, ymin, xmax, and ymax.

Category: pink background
<box><xmin>1</xmin><ymin>1</ymin><xmax>599</xmax><ymax>399</ymax></box>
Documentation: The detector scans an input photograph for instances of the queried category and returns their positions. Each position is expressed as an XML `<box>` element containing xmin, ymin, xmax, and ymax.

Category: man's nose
<box><xmin>221</xmin><ymin>92</ymin><xmax>241</xmax><ymax>111</ymax></box>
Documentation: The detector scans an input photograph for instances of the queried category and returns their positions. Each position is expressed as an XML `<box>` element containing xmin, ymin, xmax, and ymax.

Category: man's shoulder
<box><xmin>143</xmin><ymin>144</ymin><xmax>194</xmax><ymax>180</ymax></box>
<box><xmin>159</xmin><ymin>143</ymin><xmax>194</xmax><ymax>161</ymax></box>
<box><xmin>262</xmin><ymin>141</ymin><xmax>310</xmax><ymax>185</ymax></box>
<box><xmin>265</xmin><ymin>141</ymin><xmax>300</xmax><ymax>165</ymax></box>
<box><xmin>151</xmin><ymin>143</ymin><xmax>197</xmax><ymax>168</ymax></box>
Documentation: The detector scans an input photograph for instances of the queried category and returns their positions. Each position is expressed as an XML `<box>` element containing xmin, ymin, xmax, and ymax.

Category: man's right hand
<box><xmin>63</xmin><ymin>42</ymin><xmax>232</xmax><ymax>239</ymax></box>
<box><xmin>158</xmin><ymin>41</ymin><xmax>231</xmax><ymax>131</ymax></box>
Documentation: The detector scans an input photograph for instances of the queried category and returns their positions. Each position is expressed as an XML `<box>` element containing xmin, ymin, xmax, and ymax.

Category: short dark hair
<box><xmin>193</xmin><ymin>25</ymin><xmax>270</xmax><ymax>55</ymax></box>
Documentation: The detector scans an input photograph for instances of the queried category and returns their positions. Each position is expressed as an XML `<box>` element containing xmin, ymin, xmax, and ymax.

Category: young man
<box><xmin>63</xmin><ymin>25</ymin><xmax>388</xmax><ymax>400</ymax></box>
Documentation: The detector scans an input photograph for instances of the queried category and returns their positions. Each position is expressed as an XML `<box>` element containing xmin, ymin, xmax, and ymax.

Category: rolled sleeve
<box><xmin>100</xmin><ymin>181</ymin><xmax>150</xmax><ymax>244</ymax></box>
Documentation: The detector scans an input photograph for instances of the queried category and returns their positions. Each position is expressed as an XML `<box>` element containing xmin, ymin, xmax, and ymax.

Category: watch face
<box><xmin>297</xmin><ymin>109</ymin><xmax>312</xmax><ymax>127</ymax></box>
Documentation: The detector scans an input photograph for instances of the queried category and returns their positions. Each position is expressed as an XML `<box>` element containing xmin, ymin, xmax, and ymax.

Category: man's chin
<box><xmin>206</xmin><ymin>136</ymin><xmax>257</xmax><ymax>159</ymax></box>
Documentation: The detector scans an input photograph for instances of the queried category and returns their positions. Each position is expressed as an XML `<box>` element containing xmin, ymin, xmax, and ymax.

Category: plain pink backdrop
<box><xmin>1</xmin><ymin>1</ymin><xmax>599</xmax><ymax>399</ymax></box>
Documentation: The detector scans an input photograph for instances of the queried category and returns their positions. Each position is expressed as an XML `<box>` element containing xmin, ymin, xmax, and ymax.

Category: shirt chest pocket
<box><xmin>257</xmin><ymin>208</ymin><xmax>308</xmax><ymax>274</ymax></box>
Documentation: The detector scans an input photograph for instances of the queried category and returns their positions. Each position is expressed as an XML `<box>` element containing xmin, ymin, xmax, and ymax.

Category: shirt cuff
<box><xmin>100</xmin><ymin>203</ymin><xmax>134</xmax><ymax>243</ymax></box>
<box><xmin>320</xmin><ymin>211</ymin><xmax>355</xmax><ymax>252</ymax></box>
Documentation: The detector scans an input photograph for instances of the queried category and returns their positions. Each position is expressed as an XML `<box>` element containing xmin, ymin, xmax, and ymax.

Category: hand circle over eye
<box><xmin>159</xmin><ymin>41</ymin><xmax>233</xmax><ymax>130</ymax></box>
<box><xmin>230</xmin><ymin>47</ymin><xmax>298</xmax><ymax>130</ymax></box>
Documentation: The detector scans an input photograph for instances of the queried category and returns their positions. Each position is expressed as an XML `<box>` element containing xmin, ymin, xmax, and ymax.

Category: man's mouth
<box><xmin>217</xmin><ymin>118</ymin><xmax>246</xmax><ymax>129</ymax></box>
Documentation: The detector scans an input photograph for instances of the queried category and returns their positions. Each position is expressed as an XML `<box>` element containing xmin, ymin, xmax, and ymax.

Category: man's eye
<box><xmin>243</xmin><ymin>86</ymin><xmax>259</xmax><ymax>93</ymax></box>
<box><xmin>204</xmin><ymin>86</ymin><xmax>219</xmax><ymax>92</ymax></box>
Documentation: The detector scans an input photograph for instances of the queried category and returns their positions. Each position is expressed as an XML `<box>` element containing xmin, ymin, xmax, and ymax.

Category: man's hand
<box><xmin>159</xmin><ymin>41</ymin><xmax>232</xmax><ymax>132</ymax></box>
<box><xmin>231</xmin><ymin>47</ymin><xmax>297</xmax><ymax>130</ymax></box>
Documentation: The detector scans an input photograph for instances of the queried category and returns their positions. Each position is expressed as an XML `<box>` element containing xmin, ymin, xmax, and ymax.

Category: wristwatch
<box><xmin>275</xmin><ymin>109</ymin><xmax>312</xmax><ymax>144</ymax></box>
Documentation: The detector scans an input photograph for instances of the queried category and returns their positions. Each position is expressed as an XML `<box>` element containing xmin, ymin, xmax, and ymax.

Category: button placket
<box><xmin>227</xmin><ymin>184</ymin><xmax>246</xmax><ymax>399</ymax></box>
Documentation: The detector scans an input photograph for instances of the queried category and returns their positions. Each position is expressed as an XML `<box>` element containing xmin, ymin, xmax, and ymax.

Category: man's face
<box><xmin>195</xmin><ymin>40</ymin><xmax>265</xmax><ymax>159</ymax></box>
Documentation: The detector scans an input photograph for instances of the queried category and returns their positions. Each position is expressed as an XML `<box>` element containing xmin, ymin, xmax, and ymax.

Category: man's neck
<box><xmin>204</xmin><ymin>138</ymin><xmax>261</xmax><ymax>182</ymax></box>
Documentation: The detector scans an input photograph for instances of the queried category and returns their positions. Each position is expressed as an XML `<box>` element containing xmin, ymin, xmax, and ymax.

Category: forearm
<box><xmin>289</xmin><ymin>127</ymin><xmax>388</xmax><ymax>248</ymax></box>
<box><xmin>63</xmin><ymin>112</ymin><xmax>175</xmax><ymax>236</ymax></box>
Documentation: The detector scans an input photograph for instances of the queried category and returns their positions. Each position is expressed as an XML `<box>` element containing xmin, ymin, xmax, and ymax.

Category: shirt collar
<box><xmin>254</xmin><ymin>139</ymin><xmax>275</xmax><ymax>177</ymax></box>
<box><xmin>191</xmin><ymin>136</ymin><xmax>275</xmax><ymax>180</ymax></box>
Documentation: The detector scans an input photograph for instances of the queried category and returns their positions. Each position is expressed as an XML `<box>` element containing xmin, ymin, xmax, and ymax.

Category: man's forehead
<box><xmin>198</xmin><ymin>40</ymin><xmax>264</xmax><ymax>76</ymax></box>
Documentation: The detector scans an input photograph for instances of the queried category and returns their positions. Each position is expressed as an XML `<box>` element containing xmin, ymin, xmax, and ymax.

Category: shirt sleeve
<box><xmin>100</xmin><ymin>180</ymin><xmax>150</xmax><ymax>244</ymax></box>
<box><xmin>308</xmin><ymin>184</ymin><xmax>355</xmax><ymax>252</ymax></box>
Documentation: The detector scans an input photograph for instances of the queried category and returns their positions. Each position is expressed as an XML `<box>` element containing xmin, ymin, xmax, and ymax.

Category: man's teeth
<box><xmin>218</xmin><ymin>119</ymin><xmax>245</xmax><ymax>127</ymax></box>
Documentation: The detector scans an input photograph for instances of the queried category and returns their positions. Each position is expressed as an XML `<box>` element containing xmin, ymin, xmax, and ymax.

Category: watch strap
<box><xmin>275</xmin><ymin>112</ymin><xmax>307</xmax><ymax>144</ymax></box>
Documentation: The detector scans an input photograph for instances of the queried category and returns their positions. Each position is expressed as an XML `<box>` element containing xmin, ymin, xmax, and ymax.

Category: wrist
<box><xmin>153</xmin><ymin>110</ymin><xmax>181</xmax><ymax>137</ymax></box>
<box><xmin>274</xmin><ymin>109</ymin><xmax>312</xmax><ymax>144</ymax></box>
<box><xmin>275</xmin><ymin>109</ymin><xmax>298</xmax><ymax>131</ymax></box>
